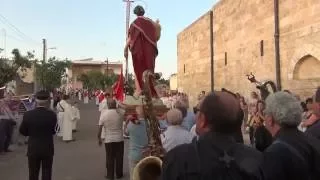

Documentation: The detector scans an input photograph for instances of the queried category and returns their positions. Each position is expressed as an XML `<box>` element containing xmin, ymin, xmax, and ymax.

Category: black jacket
<box><xmin>19</xmin><ymin>107</ymin><xmax>57</xmax><ymax>157</ymax></box>
<box><xmin>306</xmin><ymin>120</ymin><xmax>320</xmax><ymax>140</ymax></box>
<box><xmin>262</xmin><ymin>128</ymin><xmax>320</xmax><ymax>180</ymax></box>
<box><xmin>254</xmin><ymin>125</ymin><xmax>273</xmax><ymax>152</ymax></box>
<box><xmin>162</xmin><ymin>132</ymin><xmax>263</xmax><ymax>180</ymax></box>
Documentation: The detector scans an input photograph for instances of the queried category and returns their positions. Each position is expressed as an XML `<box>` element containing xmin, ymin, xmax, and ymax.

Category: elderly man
<box><xmin>162</xmin><ymin>91</ymin><xmax>263</xmax><ymax>180</ymax></box>
<box><xmin>262</xmin><ymin>92</ymin><xmax>320</xmax><ymax>180</ymax></box>
<box><xmin>0</xmin><ymin>118</ymin><xmax>16</xmax><ymax>154</ymax></box>
<box><xmin>161</xmin><ymin>109</ymin><xmax>194</xmax><ymax>152</ymax></box>
<box><xmin>305</xmin><ymin>88</ymin><xmax>320</xmax><ymax>139</ymax></box>
<box><xmin>20</xmin><ymin>90</ymin><xmax>57</xmax><ymax>180</ymax></box>
<box><xmin>98</xmin><ymin>99</ymin><xmax>124</xmax><ymax>179</ymax></box>
<box><xmin>175</xmin><ymin>100</ymin><xmax>196</xmax><ymax>131</ymax></box>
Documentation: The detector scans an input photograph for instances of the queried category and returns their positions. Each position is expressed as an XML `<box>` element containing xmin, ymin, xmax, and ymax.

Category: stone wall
<box><xmin>177</xmin><ymin>0</ymin><xmax>320</xmax><ymax>106</ymax></box>
<box><xmin>177</xmin><ymin>12</ymin><xmax>211</xmax><ymax>105</ymax></box>
<box><xmin>169</xmin><ymin>74</ymin><xmax>178</xmax><ymax>90</ymax></box>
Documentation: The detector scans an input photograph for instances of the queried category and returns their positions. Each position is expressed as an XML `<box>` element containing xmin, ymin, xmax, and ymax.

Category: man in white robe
<box><xmin>83</xmin><ymin>90</ymin><xmax>89</xmax><ymax>104</ymax></box>
<box><xmin>49</xmin><ymin>92</ymin><xmax>54</xmax><ymax>110</ymax></box>
<box><xmin>95</xmin><ymin>90</ymin><xmax>100</xmax><ymax>106</ymax></box>
<box><xmin>56</xmin><ymin>99</ymin><xmax>64</xmax><ymax>137</ymax></box>
<box><xmin>78</xmin><ymin>90</ymin><xmax>82</xmax><ymax>101</ymax></box>
<box><xmin>71</xmin><ymin>102</ymin><xmax>80</xmax><ymax>132</ymax></box>
<box><xmin>57</xmin><ymin>95</ymin><xmax>75</xmax><ymax>142</ymax></box>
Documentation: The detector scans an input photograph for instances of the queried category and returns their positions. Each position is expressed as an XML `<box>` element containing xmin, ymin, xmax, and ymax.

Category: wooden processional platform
<box><xmin>121</xmin><ymin>95</ymin><xmax>169</xmax><ymax>116</ymax></box>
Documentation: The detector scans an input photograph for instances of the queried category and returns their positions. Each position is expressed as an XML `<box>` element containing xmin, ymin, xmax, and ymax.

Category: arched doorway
<box><xmin>293</xmin><ymin>55</ymin><xmax>320</xmax><ymax>80</ymax></box>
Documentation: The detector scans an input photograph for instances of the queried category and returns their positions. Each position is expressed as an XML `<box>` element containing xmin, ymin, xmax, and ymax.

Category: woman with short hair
<box><xmin>161</xmin><ymin>109</ymin><xmax>194</xmax><ymax>152</ymax></box>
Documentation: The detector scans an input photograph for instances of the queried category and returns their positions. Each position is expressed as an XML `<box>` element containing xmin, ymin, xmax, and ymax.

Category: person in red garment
<box><xmin>124</xmin><ymin>5</ymin><xmax>161</xmax><ymax>98</ymax></box>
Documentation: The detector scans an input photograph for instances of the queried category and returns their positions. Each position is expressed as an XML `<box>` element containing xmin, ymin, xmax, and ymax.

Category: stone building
<box><xmin>177</xmin><ymin>0</ymin><xmax>320</xmax><ymax>106</ymax></box>
<box><xmin>169</xmin><ymin>73</ymin><xmax>178</xmax><ymax>91</ymax></box>
<box><xmin>67</xmin><ymin>58</ymin><xmax>122</xmax><ymax>89</ymax></box>
<box><xmin>6</xmin><ymin>65</ymin><xmax>35</xmax><ymax>95</ymax></box>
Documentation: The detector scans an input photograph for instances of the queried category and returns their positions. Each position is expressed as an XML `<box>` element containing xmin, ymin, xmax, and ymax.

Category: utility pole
<box><xmin>106</xmin><ymin>58</ymin><xmax>109</xmax><ymax>76</ymax></box>
<box><xmin>274</xmin><ymin>0</ymin><xmax>281</xmax><ymax>90</ymax></box>
<box><xmin>42</xmin><ymin>38</ymin><xmax>47</xmax><ymax>62</ymax></box>
<box><xmin>123</xmin><ymin>0</ymin><xmax>134</xmax><ymax>83</ymax></box>
<box><xmin>1</xmin><ymin>28</ymin><xmax>6</xmax><ymax>58</ymax></box>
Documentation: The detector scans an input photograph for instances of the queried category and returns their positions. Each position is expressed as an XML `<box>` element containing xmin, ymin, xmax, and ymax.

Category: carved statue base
<box><xmin>122</xmin><ymin>95</ymin><xmax>169</xmax><ymax>116</ymax></box>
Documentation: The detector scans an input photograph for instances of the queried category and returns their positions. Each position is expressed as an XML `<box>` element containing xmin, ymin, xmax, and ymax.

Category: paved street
<box><xmin>0</xmin><ymin>100</ymin><xmax>130</xmax><ymax>180</ymax></box>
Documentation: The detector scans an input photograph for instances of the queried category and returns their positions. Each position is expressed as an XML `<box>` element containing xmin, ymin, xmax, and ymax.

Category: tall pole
<box><xmin>209</xmin><ymin>11</ymin><xmax>214</xmax><ymax>92</ymax></box>
<box><xmin>106</xmin><ymin>58</ymin><xmax>109</xmax><ymax>76</ymax></box>
<box><xmin>274</xmin><ymin>0</ymin><xmax>281</xmax><ymax>90</ymax></box>
<box><xmin>123</xmin><ymin>0</ymin><xmax>134</xmax><ymax>83</ymax></box>
<box><xmin>2</xmin><ymin>28</ymin><xmax>6</xmax><ymax>58</ymax></box>
<box><xmin>42</xmin><ymin>38</ymin><xmax>47</xmax><ymax>62</ymax></box>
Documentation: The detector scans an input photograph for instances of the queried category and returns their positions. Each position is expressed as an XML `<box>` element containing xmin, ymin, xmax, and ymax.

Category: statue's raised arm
<box><xmin>246</xmin><ymin>73</ymin><xmax>278</xmax><ymax>101</ymax></box>
<box><xmin>154</xmin><ymin>19</ymin><xmax>161</xmax><ymax>41</ymax></box>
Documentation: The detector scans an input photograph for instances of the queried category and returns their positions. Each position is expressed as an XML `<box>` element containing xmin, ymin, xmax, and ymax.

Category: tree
<box><xmin>77</xmin><ymin>70</ymin><xmax>118</xmax><ymax>90</ymax></box>
<box><xmin>0</xmin><ymin>49</ymin><xmax>32</xmax><ymax>86</ymax></box>
<box><xmin>124</xmin><ymin>73</ymin><xmax>135</xmax><ymax>95</ymax></box>
<box><xmin>78</xmin><ymin>73</ymin><xmax>89</xmax><ymax>89</ymax></box>
<box><xmin>157</xmin><ymin>77</ymin><xmax>169</xmax><ymax>86</ymax></box>
<box><xmin>35</xmin><ymin>57</ymin><xmax>71</xmax><ymax>90</ymax></box>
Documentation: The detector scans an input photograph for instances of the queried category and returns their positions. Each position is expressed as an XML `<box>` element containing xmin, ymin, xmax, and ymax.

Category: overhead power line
<box><xmin>0</xmin><ymin>13</ymin><xmax>41</xmax><ymax>46</ymax></box>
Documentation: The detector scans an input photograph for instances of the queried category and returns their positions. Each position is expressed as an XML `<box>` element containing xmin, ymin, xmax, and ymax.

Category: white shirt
<box><xmin>190</xmin><ymin>124</ymin><xmax>197</xmax><ymax>137</ymax></box>
<box><xmin>99</xmin><ymin>98</ymin><xmax>108</xmax><ymax>112</ymax></box>
<box><xmin>161</xmin><ymin>126</ymin><xmax>194</xmax><ymax>152</ymax></box>
<box><xmin>99</xmin><ymin>109</ymin><xmax>124</xmax><ymax>143</ymax></box>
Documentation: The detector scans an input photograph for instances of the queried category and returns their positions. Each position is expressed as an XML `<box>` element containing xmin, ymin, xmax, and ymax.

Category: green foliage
<box><xmin>126</xmin><ymin>73</ymin><xmax>135</xmax><ymax>86</ymax></box>
<box><xmin>78</xmin><ymin>73</ymin><xmax>90</xmax><ymax>89</ymax></box>
<box><xmin>35</xmin><ymin>57</ymin><xmax>71</xmax><ymax>90</ymax></box>
<box><xmin>77</xmin><ymin>70</ymin><xmax>118</xmax><ymax>90</ymax></box>
<box><xmin>0</xmin><ymin>49</ymin><xmax>32</xmax><ymax>86</ymax></box>
<box><xmin>124</xmin><ymin>73</ymin><xmax>135</xmax><ymax>95</ymax></box>
<box><xmin>157</xmin><ymin>77</ymin><xmax>169</xmax><ymax>86</ymax></box>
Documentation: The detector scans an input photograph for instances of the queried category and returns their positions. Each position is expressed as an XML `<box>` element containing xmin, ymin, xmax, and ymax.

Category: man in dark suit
<box><xmin>262</xmin><ymin>92</ymin><xmax>320</xmax><ymax>180</ymax></box>
<box><xmin>306</xmin><ymin>87</ymin><xmax>320</xmax><ymax>140</ymax></box>
<box><xmin>20</xmin><ymin>90</ymin><xmax>57</xmax><ymax>180</ymax></box>
<box><xmin>0</xmin><ymin>118</ymin><xmax>17</xmax><ymax>154</ymax></box>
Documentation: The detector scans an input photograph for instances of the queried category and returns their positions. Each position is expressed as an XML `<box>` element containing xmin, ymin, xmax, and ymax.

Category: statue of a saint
<box><xmin>124</xmin><ymin>5</ymin><xmax>161</xmax><ymax>98</ymax></box>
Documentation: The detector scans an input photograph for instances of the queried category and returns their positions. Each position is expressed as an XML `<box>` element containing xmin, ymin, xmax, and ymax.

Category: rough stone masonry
<box><xmin>177</xmin><ymin>0</ymin><xmax>320</xmax><ymax>106</ymax></box>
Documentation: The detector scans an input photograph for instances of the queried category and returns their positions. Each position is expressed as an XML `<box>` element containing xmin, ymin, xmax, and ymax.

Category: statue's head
<box><xmin>134</xmin><ymin>5</ymin><xmax>145</xmax><ymax>16</ymax></box>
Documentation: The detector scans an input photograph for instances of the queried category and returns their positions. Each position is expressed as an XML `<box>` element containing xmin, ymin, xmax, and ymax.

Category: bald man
<box><xmin>162</xmin><ymin>91</ymin><xmax>263</xmax><ymax>180</ymax></box>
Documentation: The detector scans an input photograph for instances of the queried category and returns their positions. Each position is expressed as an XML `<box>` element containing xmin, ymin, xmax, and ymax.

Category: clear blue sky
<box><xmin>0</xmin><ymin>0</ymin><xmax>217</xmax><ymax>78</ymax></box>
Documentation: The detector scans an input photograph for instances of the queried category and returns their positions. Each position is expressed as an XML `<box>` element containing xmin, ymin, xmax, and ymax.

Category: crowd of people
<box><xmin>96</xmin><ymin>87</ymin><xmax>320</xmax><ymax>180</ymax></box>
<box><xmin>1</xmin><ymin>86</ymin><xmax>320</xmax><ymax>180</ymax></box>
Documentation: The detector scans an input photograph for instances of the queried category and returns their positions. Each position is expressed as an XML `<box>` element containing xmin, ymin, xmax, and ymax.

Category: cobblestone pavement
<box><xmin>0</xmin><ymin>101</ymin><xmax>130</xmax><ymax>180</ymax></box>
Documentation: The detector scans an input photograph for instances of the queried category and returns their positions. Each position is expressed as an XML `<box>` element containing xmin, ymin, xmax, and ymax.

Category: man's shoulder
<box><xmin>166</xmin><ymin>142</ymin><xmax>195</xmax><ymax>161</ymax></box>
<box><xmin>306</xmin><ymin>120</ymin><xmax>320</xmax><ymax>137</ymax></box>
<box><xmin>235</xmin><ymin>143</ymin><xmax>262</xmax><ymax>155</ymax></box>
<box><xmin>24</xmin><ymin>108</ymin><xmax>38</xmax><ymax>116</ymax></box>
<box><xmin>25</xmin><ymin>108</ymin><xmax>56</xmax><ymax>116</ymax></box>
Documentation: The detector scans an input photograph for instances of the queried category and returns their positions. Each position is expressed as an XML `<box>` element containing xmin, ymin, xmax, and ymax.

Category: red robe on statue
<box><xmin>128</xmin><ymin>16</ymin><xmax>158</xmax><ymax>97</ymax></box>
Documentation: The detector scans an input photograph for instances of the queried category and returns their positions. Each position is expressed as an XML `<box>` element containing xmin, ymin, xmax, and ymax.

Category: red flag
<box><xmin>113</xmin><ymin>67</ymin><xmax>124</xmax><ymax>102</ymax></box>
